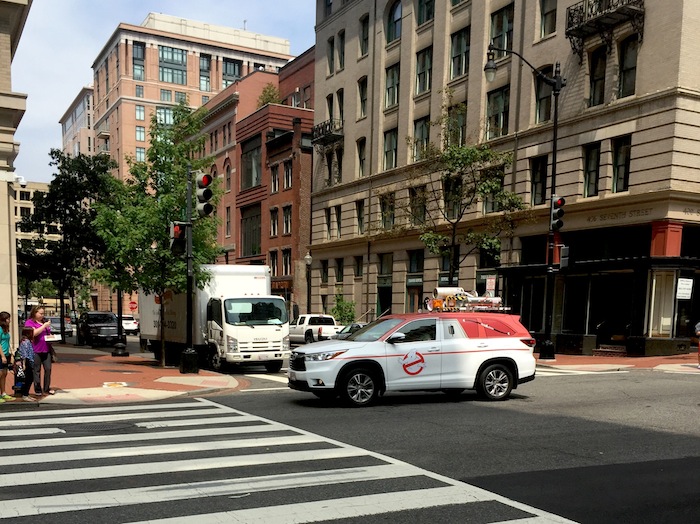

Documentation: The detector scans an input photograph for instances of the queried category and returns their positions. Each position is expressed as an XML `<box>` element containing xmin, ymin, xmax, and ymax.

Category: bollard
<box><xmin>111</xmin><ymin>342</ymin><xmax>129</xmax><ymax>357</ymax></box>
<box><xmin>179</xmin><ymin>347</ymin><xmax>199</xmax><ymax>374</ymax></box>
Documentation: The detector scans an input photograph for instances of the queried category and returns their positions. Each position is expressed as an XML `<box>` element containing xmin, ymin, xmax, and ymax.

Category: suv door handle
<box><xmin>426</xmin><ymin>346</ymin><xmax>440</xmax><ymax>352</ymax></box>
<box><xmin>477</xmin><ymin>343</ymin><xmax>488</xmax><ymax>348</ymax></box>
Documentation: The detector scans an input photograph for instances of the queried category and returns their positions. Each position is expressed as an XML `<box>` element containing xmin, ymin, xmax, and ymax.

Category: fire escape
<box><xmin>565</xmin><ymin>0</ymin><xmax>645</xmax><ymax>62</ymax></box>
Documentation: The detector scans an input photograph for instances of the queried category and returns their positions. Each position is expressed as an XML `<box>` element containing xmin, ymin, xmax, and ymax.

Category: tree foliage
<box><xmin>331</xmin><ymin>294</ymin><xmax>357</xmax><ymax>325</ymax></box>
<box><xmin>257</xmin><ymin>83</ymin><xmax>281</xmax><ymax>107</ymax></box>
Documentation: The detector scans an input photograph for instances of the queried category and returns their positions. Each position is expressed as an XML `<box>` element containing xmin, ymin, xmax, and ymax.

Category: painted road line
<box><xmin>244</xmin><ymin>373</ymin><xmax>289</xmax><ymax>384</ymax></box>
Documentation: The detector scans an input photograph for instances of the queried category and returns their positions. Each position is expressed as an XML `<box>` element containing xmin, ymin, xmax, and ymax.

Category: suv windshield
<box><xmin>224</xmin><ymin>298</ymin><xmax>288</xmax><ymax>326</ymax></box>
<box><xmin>88</xmin><ymin>314</ymin><xmax>117</xmax><ymax>324</ymax></box>
<box><xmin>348</xmin><ymin>317</ymin><xmax>404</xmax><ymax>342</ymax></box>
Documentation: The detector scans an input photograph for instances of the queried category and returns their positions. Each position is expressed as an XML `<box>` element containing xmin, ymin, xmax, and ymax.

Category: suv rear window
<box><xmin>478</xmin><ymin>318</ymin><xmax>518</xmax><ymax>337</ymax></box>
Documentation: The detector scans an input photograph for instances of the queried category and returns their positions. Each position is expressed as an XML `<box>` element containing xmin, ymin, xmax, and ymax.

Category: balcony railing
<box><xmin>95</xmin><ymin>122</ymin><xmax>110</xmax><ymax>139</ymax></box>
<box><xmin>566</xmin><ymin>0</ymin><xmax>644</xmax><ymax>60</ymax></box>
<box><xmin>312</xmin><ymin>119</ymin><xmax>344</xmax><ymax>145</ymax></box>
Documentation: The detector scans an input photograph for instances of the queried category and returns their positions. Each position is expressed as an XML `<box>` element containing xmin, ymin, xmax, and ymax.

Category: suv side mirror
<box><xmin>387</xmin><ymin>332</ymin><xmax>406</xmax><ymax>344</ymax></box>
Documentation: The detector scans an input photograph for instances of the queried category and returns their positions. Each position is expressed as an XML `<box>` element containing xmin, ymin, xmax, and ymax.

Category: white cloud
<box><xmin>12</xmin><ymin>0</ymin><xmax>316</xmax><ymax>183</ymax></box>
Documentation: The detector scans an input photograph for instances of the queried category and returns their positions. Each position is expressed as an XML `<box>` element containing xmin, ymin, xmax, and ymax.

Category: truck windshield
<box><xmin>224</xmin><ymin>298</ymin><xmax>288</xmax><ymax>326</ymax></box>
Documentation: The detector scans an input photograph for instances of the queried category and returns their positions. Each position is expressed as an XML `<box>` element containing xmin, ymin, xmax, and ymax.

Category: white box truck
<box><xmin>139</xmin><ymin>264</ymin><xmax>290</xmax><ymax>372</ymax></box>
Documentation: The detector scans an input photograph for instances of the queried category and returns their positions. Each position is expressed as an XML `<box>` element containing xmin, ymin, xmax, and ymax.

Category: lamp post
<box><xmin>304</xmin><ymin>251</ymin><xmax>312</xmax><ymax>314</ymax></box>
<box><xmin>484</xmin><ymin>43</ymin><xmax>565</xmax><ymax>360</ymax></box>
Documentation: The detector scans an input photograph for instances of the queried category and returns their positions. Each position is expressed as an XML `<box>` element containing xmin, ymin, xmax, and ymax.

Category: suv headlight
<box><xmin>306</xmin><ymin>350</ymin><xmax>347</xmax><ymax>362</ymax></box>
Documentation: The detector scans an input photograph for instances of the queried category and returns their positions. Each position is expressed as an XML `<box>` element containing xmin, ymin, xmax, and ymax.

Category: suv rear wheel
<box><xmin>339</xmin><ymin>367</ymin><xmax>380</xmax><ymax>407</ymax></box>
<box><xmin>477</xmin><ymin>364</ymin><xmax>513</xmax><ymax>401</ymax></box>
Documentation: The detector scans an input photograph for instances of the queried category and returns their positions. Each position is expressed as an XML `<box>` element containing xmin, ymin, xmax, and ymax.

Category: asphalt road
<box><xmin>217</xmin><ymin>368</ymin><xmax>700</xmax><ymax>523</ymax></box>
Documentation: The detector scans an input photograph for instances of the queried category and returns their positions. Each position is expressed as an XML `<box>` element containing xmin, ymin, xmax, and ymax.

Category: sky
<box><xmin>12</xmin><ymin>0</ymin><xmax>317</xmax><ymax>184</ymax></box>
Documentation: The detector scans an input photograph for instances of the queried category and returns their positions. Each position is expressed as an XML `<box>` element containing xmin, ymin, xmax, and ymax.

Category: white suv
<box><xmin>288</xmin><ymin>312</ymin><xmax>536</xmax><ymax>407</ymax></box>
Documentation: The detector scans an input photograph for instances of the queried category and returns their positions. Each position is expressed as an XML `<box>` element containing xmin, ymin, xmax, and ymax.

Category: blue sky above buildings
<box><xmin>12</xmin><ymin>0</ymin><xmax>316</xmax><ymax>183</ymax></box>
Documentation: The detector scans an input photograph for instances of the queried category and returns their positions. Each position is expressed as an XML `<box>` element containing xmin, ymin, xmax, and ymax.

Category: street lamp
<box><xmin>304</xmin><ymin>251</ymin><xmax>313</xmax><ymax>314</ymax></box>
<box><xmin>484</xmin><ymin>43</ymin><xmax>566</xmax><ymax>360</ymax></box>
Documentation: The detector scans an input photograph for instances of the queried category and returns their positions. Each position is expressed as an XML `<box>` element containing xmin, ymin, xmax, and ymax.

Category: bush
<box><xmin>331</xmin><ymin>294</ymin><xmax>356</xmax><ymax>325</ymax></box>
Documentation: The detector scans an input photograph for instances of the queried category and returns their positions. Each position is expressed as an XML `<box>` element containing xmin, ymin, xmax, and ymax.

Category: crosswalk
<box><xmin>0</xmin><ymin>398</ymin><xmax>575</xmax><ymax>523</ymax></box>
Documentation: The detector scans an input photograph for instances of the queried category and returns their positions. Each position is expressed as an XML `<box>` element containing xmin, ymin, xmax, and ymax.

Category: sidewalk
<box><xmin>535</xmin><ymin>351</ymin><xmax>700</xmax><ymax>373</ymax></box>
<box><xmin>4</xmin><ymin>339</ymin><xmax>239</xmax><ymax>406</ymax></box>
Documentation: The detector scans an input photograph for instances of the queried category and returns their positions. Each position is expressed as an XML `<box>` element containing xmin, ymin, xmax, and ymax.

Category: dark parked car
<box><xmin>47</xmin><ymin>316</ymin><xmax>74</xmax><ymax>338</ymax></box>
<box><xmin>330</xmin><ymin>322</ymin><xmax>367</xmax><ymax>340</ymax></box>
<box><xmin>76</xmin><ymin>312</ymin><xmax>125</xmax><ymax>347</ymax></box>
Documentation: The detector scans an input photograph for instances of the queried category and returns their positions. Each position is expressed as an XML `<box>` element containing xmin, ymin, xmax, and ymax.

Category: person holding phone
<box><xmin>24</xmin><ymin>306</ymin><xmax>54</xmax><ymax>396</ymax></box>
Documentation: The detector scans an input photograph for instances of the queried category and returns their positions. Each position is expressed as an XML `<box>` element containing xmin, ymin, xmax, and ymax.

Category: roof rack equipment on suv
<box><xmin>424</xmin><ymin>287</ymin><xmax>511</xmax><ymax>313</ymax></box>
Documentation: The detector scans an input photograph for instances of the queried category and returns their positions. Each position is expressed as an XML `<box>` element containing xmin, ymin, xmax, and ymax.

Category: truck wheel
<box><xmin>210</xmin><ymin>350</ymin><xmax>226</xmax><ymax>372</ymax></box>
<box><xmin>339</xmin><ymin>367</ymin><xmax>380</xmax><ymax>407</ymax></box>
<box><xmin>264</xmin><ymin>361</ymin><xmax>283</xmax><ymax>373</ymax></box>
<box><xmin>477</xmin><ymin>364</ymin><xmax>513</xmax><ymax>401</ymax></box>
<box><xmin>304</xmin><ymin>332</ymin><xmax>314</xmax><ymax>344</ymax></box>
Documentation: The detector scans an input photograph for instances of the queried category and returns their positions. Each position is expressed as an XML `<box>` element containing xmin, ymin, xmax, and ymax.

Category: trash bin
<box><xmin>179</xmin><ymin>347</ymin><xmax>199</xmax><ymax>374</ymax></box>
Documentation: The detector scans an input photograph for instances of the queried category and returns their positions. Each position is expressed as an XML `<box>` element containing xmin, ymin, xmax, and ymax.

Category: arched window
<box><xmin>387</xmin><ymin>1</ymin><xmax>402</xmax><ymax>43</ymax></box>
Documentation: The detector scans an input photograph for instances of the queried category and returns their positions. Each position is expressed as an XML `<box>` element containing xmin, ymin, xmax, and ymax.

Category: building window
<box><xmin>325</xmin><ymin>0</ymin><xmax>333</xmax><ymax>17</ymax></box>
<box><xmin>335</xmin><ymin>205</ymin><xmax>342</xmax><ymax>238</ymax></box>
<box><xmin>222</xmin><ymin>58</ymin><xmax>242</xmax><ymax>88</ymax></box>
<box><xmin>135</xmin><ymin>85</ymin><xmax>144</xmax><ymax>98</ymax></box>
<box><xmin>241</xmin><ymin>204</ymin><xmax>261</xmax><ymax>257</ymax></box>
<box><xmin>326</xmin><ymin>150</ymin><xmax>335</xmax><ymax>186</ymax></box>
<box><xmin>380</xmin><ymin>193</ymin><xmax>395</xmax><ymax>229</ymax></box>
<box><xmin>490</xmin><ymin>4</ymin><xmax>514</xmax><ymax>58</ymax></box>
<box><xmin>443</xmin><ymin>176</ymin><xmax>462</xmax><ymax>219</ymax></box>
<box><xmin>283</xmin><ymin>205</ymin><xmax>292</xmax><ymax>235</ymax></box>
<box><xmin>321</xmin><ymin>260</ymin><xmax>329</xmax><ymax>284</ymax></box>
<box><xmin>360</xmin><ymin>15</ymin><xmax>370</xmax><ymax>56</ymax></box>
<box><xmin>387</xmin><ymin>1</ymin><xmax>402</xmax><ymax>43</ymax></box>
<box><xmin>159</xmin><ymin>46</ymin><xmax>187</xmax><ymax>85</ymax></box>
<box><xmin>303</xmin><ymin>86</ymin><xmax>312</xmax><ymax>108</ymax></box>
<box><xmin>356</xmin><ymin>199</ymin><xmax>365</xmax><ymax>234</ymax></box>
<box><xmin>325</xmin><ymin>208</ymin><xmax>332</xmax><ymax>239</ymax></box>
<box><xmin>358</xmin><ymin>77</ymin><xmax>368</xmax><ymax>118</ymax></box>
<box><xmin>384</xmin><ymin>128</ymin><xmax>398</xmax><ymax>170</ymax></box>
<box><xmin>385</xmin><ymin>63</ymin><xmax>400</xmax><ymax>108</ymax></box>
<box><xmin>226</xmin><ymin>206</ymin><xmax>231</xmax><ymax>237</ymax></box>
<box><xmin>337</xmin><ymin>88</ymin><xmax>344</xmax><ymax>123</ymax></box>
<box><xmin>160</xmin><ymin>89</ymin><xmax>172</xmax><ymax>102</ymax></box>
<box><xmin>357</xmin><ymin>138</ymin><xmax>366</xmax><ymax>177</ymax></box>
<box><xmin>282</xmin><ymin>249</ymin><xmax>292</xmax><ymax>276</ymax></box>
<box><xmin>326</xmin><ymin>94</ymin><xmax>334</xmax><ymax>120</ymax></box>
<box><xmin>284</xmin><ymin>160</ymin><xmax>293</xmax><ymax>189</ymax></box>
<box><xmin>338</xmin><ymin>30</ymin><xmax>345</xmax><ymax>70</ymax></box>
<box><xmin>540</xmin><ymin>0</ymin><xmax>556</xmax><ymax>38</ymax></box>
<box><xmin>447</xmin><ymin>105</ymin><xmax>467</xmax><ymax>146</ymax></box>
<box><xmin>416</xmin><ymin>47</ymin><xmax>432</xmax><ymax>94</ymax></box>
<box><xmin>225</xmin><ymin>164</ymin><xmax>232</xmax><ymax>192</ymax></box>
<box><xmin>612</xmin><ymin>135</ymin><xmax>631</xmax><ymax>193</ymax></box>
<box><xmin>202</xmin><ymin>96</ymin><xmax>209</xmax><ymax>104</ymax></box>
<box><xmin>327</xmin><ymin>36</ymin><xmax>335</xmax><ymax>75</ymax></box>
<box><xmin>487</xmin><ymin>86</ymin><xmax>510</xmax><ymax>139</ymax></box>
<box><xmin>450</xmin><ymin>27</ymin><xmax>470</xmax><ymax>79</ymax></box>
<box><xmin>200</xmin><ymin>54</ymin><xmax>211</xmax><ymax>92</ymax></box>
<box><xmin>589</xmin><ymin>46</ymin><xmax>606</xmax><ymax>107</ymax></box>
<box><xmin>413</xmin><ymin>117</ymin><xmax>430</xmax><ymax>161</ymax></box>
<box><xmin>156</xmin><ymin>107</ymin><xmax>174</xmax><ymax>125</ymax></box>
<box><xmin>336</xmin><ymin>258</ymin><xmax>344</xmax><ymax>282</ymax></box>
<box><xmin>584</xmin><ymin>142</ymin><xmax>601</xmax><ymax>197</ymax></box>
<box><xmin>271</xmin><ymin>165</ymin><xmax>279</xmax><ymax>193</ymax></box>
<box><xmin>536</xmin><ymin>66</ymin><xmax>553</xmax><ymax>123</ymax></box>
<box><xmin>136</xmin><ymin>126</ymin><xmax>145</xmax><ymax>141</ymax></box>
<box><xmin>408</xmin><ymin>249</ymin><xmax>425</xmax><ymax>274</ymax></box>
<box><xmin>175</xmin><ymin>91</ymin><xmax>186</xmax><ymax>104</ymax></box>
<box><xmin>410</xmin><ymin>185</ymin><xmax>426</xmax><ymax>225</ymax></box>
<box><xmin>269</xmin><ymin>251</ymin><xmax>278</xmax><ymax>276</ymax></box>
<box><xmin>335</xmin><ymin>148</ymin><xmax>343</xmax><ymax>182</ymax></box>
<box><xmin>135</xmin><ymin>105</ymin><xmax>145</xmax><ymax>121</ymax></box>
<box><xmin>530</xmin><ymin>155</ymin><xmax>547</xmax><ymax>206</ymax></box>
<box><xmin>417</xmin><ymin>0</ymin><xmax>434</xmax><ymax>25</ymax></box>
<box><xmin>241</xmin><ymin>136</ymin><xmax>262</xmax><ymax>190</ymax></box>
<box><xmin>135</xmin><ymin>147</ymin><xmax>146</xmax><ymax>162</ymax></box>
<box><xmin>270</xmin><ymin>208</ymin><xmax>278</xmax><ymax>236</ymax></box>
<box><xmin>133</xmin><ymin>42</ymin><xmax>145</xmax><ymax>80</ymax></box>
<box><xmin>482</xmin><ymin>168</ymin><xmax>504</xmax><ymax>214</ymax></box>
<box><xmin>619</xmin><ymin>35</ymin><xmax>639</xmax><ymax>98</ymax></box>
<box><xmin>354</xmin><ymin>256</ymin><xmax>363</xmax><ymax>277</ymax></box>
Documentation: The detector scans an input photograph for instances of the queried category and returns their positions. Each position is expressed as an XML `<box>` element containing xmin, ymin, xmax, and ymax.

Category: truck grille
<box><xmin>289</xmin><ymin>352</ymin><xmax>306</xmax><ymax>371</ymax></box>
<box><xmin>239</xmin><ymin>341</ymin><xmax>285</xmax><ymax>352</ymax></box>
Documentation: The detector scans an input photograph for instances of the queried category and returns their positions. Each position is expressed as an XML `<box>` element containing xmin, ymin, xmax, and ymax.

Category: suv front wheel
<box><xmin>477</xmin><ymin>364</ymin><xmax>514</xmax><ymax>401</ymax></box>
<box><xmin>339</xmin><ymin>367</ymin><xmax>380</xmax><ymax>407</ymax></box>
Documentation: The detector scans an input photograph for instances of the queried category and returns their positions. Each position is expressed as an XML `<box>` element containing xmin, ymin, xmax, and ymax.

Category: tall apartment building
<box><xmin>78</xmin><ymin>13</ymin><xmax>294</xmax><ymax>311</ymax></box>
<box><xmin>60</xmin><ymin>87</ymin><xmax>94</xmax><ymax>157</ymax></box>
<box><xmin>311</xmin><ymin>0</ymin><xmax>700</xmax><ymax>355</ymax></box>
<box><xmin>1</xmin><ymin>0</ymin><xmax>32</xmax><ymax>345</ymax></box>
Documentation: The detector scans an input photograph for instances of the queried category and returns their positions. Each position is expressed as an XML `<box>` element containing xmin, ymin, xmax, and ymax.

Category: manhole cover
<box><xmin>67</xmin><ymin>422</ymin><xmax>135</xmax><ymax>432</ymax></box>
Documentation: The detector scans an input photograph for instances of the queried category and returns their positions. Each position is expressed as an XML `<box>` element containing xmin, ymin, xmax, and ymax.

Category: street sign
<box><xmin>128</xmin><ymin>301</ymin><xmax>138</xmax><ymax>311</ymax></box>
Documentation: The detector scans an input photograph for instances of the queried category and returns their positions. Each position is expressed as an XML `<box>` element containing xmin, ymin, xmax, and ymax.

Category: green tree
<box><xmin>257</xmin><ymin>83</ymin><xmax>281</xmax><ymax>107</ymax></box>
<box><xmin>403</xmin><ymin>99</ymin><xmax>526</xmax><ymax>287</ymax></box>
<box><xmin>331</xmin><ymin>294</ymin><xmax>356</xmax><ymax>325</ymax></box>
<box><xmin>19</xmin><ymin>150</ymin><xmax>117</xmax><ymax>334</ymax></box>
<box><xmin>93</xmin><ymin>102</ymin><xmax>220</xmax><ymax>366</ymax></box>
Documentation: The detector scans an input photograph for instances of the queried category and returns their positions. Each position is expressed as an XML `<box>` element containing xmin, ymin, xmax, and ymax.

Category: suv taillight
<box><xmin>521</xmin><ymin>338</ymin><xmax>536</xmax><ymax>348</ymax></box>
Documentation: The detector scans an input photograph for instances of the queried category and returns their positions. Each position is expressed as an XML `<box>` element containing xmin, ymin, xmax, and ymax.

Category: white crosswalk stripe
<box><xmin>0</xmin><ymin>398</ymin><xmax>576</xmax><ymax>523</ymax></box>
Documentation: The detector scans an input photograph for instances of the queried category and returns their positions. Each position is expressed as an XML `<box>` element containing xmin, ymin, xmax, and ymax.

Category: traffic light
<box><xmin>550</xmin><ymin>196</ymin><xmax>565</xmax><ymax>231</ymax></box>
<box><xmin>195</xmin><ymin>171</ymin><xmax>214</xmax><ymax>217</ymax></box>
<box><xmin>169</xmin><ymin>221</ymin><xmax>186</xmax><ymax>254</ymax></box>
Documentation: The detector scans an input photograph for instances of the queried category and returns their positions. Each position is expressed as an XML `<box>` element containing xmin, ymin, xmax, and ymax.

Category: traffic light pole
<box><xmin>185</xmin><ymin>165</ymin><xmax>194</xmax><ymax>352</ymax></box>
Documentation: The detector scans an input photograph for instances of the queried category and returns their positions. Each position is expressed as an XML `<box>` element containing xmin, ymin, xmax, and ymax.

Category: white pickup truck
<box><xmin>289</xmin><ymin>314</ymin><xmax>344</xmax><ymax>344</ymax></box>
